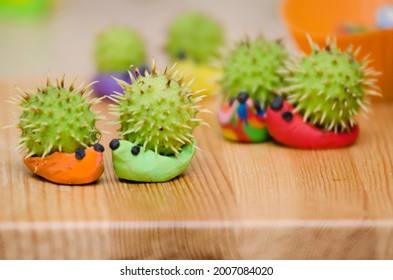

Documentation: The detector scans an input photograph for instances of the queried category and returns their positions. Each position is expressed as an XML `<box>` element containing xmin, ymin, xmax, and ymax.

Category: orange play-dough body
<box><xmin>24</xmin><ymin>146</ymin><xmax>104</xmax><ymax>185</ymax></box>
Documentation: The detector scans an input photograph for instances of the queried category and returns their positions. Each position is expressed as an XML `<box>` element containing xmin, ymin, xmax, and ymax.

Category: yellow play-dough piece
<box><xmin>174</xmin><ymin>60</ymin><xmax>222</xmax><ymax>96</ymax></box>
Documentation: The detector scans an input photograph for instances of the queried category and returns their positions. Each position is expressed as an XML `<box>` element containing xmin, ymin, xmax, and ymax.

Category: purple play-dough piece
<box><xmin>92</xmin><ymin>65</ymin><xmax>149</xmax><ymax>98</ymax></box>
<box><xmin>93</xmin><ymin>72</ymin><xmax>130</xmax><ymax>97</ymax></box>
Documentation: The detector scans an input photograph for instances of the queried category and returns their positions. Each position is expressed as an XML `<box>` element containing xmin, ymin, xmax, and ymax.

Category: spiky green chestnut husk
<box><xmin>94</xmin><ymin>26</ymin><xmax>146</xmax><ymax>73</ymax></box>
<box><xmin>280</xmin><ymin>39</ymin><xmax>381</xmax><ymax>133</ymax></box>
<box><xmin>167</xmin><ymin>12</ymin><xmax>224</xmax><ymax>63</ymax></box>
<box><xmin>109</xmin><ymin>61</ymin><xmax>208</xmax><ymax>156</ymax></box>
<box><xmin>13</xmin><ymin>77</ymin><xmax>103</xmax><ymax>157</ymax></box>
<box><xmin>221</xmin><ymin>37</ymin><xmax>289</xmax><ymax>108</ymax></box>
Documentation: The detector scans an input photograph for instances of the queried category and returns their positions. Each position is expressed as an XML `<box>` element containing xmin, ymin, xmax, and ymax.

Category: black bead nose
<box><xmin>237</xmin><ymin>91</ymin><xmax>249</xmax><ymax>104</ymax></box>
<box><xmin>75</xmin><ymin>147</ymin><xmax>85</xmax><ymax>160</ymax></box>
<box><xmin>282</xmin><ymin>111</ymin><xmax>293</xmax><ymax>122</ymax></box>
<box><xmin>253</xmin><ymin>99</ymin><xmax>262</xmax><ymax>112</ymax></box>
<box><xmin>109</xmin><ymin>139</ymin><xmax>120</xmax><ymax>150</ymax></box>
<box><xmin>93</xmin><ymin>143</ymin><xmax>105</xmax><ymax>153</ymax></box>
<box><xmin>270</xmin><ymin>95</ymin><xmax>283</xmax><ymax>111</ymax></box>
<box><xmin>177</xmin><ymin>50</ymin><xmax>186</xmax><ymax>60</ymax></box>
<box><xmin>131</xmin><ymin>146</ymin><xmax>140</xmax><ymax>155</ymax></box>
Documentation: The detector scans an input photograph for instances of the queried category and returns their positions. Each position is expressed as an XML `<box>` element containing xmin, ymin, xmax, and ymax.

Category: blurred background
<box><xmin>0</xmin><ymin>0</ymin><xmax>288</xmax><ymax>80</ymax></box>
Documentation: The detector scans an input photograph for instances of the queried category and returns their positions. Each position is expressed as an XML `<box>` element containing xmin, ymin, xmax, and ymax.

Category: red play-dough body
<box><xmin>24</xmin><ymin>146</ymin><xmax>104</xmax><ymax>185</ymax></box>
<box><xmin>266</xmin><ymin>100</ymin><xmax>359</xmax><ymax>149</ymax></box>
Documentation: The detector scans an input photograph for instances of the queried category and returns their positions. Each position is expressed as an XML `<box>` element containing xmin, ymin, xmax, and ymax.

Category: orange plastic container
<box><xmin>282</xmin><ymin>0</ymin><xmax>393</xmax><ymax>101</ymax></box>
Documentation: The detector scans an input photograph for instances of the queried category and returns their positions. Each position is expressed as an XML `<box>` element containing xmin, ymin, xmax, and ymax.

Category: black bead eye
<box><xmin>237</xmin><ymin>91</ymin><xmax>249</xmax><ymax>104</ymax></box>
<box><xmin>109</xmin><ymin>139</ymin><xmax>120</xmax><ymax>150</ymax></box>
<box><xmin>75</xmin><ymin>147</ymin><xmax>85</xmax><ymax>160</ymax></box>
<box><xmin>177</xmin><ymin>50</ymin><xmax>186</xmax><ymax>60</ymax></box>
<box><xmin>270</xmin><ymin>95</ymin><xmax>283</xmax><ymax>111</ymax></box>
<box><xmin>282</xmin><ymin>111</ymin><xmax>293</xmax><ymax>122</ymax></box>
<box><xmin>131</xmin><ymin>146</ymin><xmax>140</xmax><ymax>155</ymax></box>
<box><xmin>93</xmin><ymin>143</ymin><xmax>104</xmax><ymax>152</ymax></box>
<box><xmin>253</xmin><ymin>99</ymin><xmax>262</xmax><ymax>112</ymax></box>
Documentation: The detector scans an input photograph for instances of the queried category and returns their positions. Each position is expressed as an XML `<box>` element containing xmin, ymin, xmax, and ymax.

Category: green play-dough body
<box><xmin>111</xmin><ymin>140</ymin><xmax>196</xmax><ymax>182</ymax></box>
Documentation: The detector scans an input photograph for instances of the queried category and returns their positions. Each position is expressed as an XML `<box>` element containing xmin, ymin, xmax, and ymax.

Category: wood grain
<box><xmin>0</xmin><ymin>81</ymin><xmax>393</xmax><ymax>259</ymax></box>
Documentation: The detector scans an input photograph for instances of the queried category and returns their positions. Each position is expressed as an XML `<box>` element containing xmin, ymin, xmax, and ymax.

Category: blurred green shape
<box><xmin>94</xmin><ymin>26</ymin><xmax>146</xmax><ymax>73</ymax></box>
<box><xmin>166</xmin><ymin>12</ymin><xmax>225</xmax><ymax>64</ymax></box>
<box><xmin>0</xmin><ymin>0</ymin><xmax>52</xmax><ymax>20</ymax></box>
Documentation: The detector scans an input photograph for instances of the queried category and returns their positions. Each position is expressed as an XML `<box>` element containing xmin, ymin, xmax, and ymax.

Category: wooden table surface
<box><xmin>1</xmin><ymin>80</ymin><xmax>393</xmax><ymax>260</ymax></box>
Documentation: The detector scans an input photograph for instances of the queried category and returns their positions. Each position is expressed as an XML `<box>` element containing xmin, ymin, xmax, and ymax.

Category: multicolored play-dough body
<box><xmin>218</xmin><ymin>92</ymin><xmax>269</xmax><ymax>142</ymax></box>
<box><xmin>266</xmin><ymin>96</ymin><xmax>359</xmax><ymax>149</ymax></box>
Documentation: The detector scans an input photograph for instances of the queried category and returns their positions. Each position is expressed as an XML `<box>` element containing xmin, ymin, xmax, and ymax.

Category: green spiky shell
<box><xmin>280</xmin><ymin>41</ymin><xmax>380</xmax><ymax>132</ymax></box>
<box><xmin>167</xmin><ymin>12</ymin><xmax>224</xmax><ymax>63</ymax></box>
<box><xmin>94</xmin><ymin>26</ymin><xmax>146</xmax><ymax>73</ymax></box>
<box><xmin>221</xmin><ymin>37</ymin><xmax>289</xmax><ymax>108</ymax></box>
<box><xmin>109</xmin><ymin>62</ymin><xmax>207</xmax><ymax>156</ymax></box>
<box><xmin>16</xmin><ymin>78</ymin><xmax>102</xmax><ymax>157</ymax></box>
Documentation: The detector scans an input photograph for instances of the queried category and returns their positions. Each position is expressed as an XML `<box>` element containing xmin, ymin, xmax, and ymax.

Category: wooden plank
<box><xmin>0</xmin><ymin>81</ymin><xmax>393</xmax><ymax>259</ymax></box>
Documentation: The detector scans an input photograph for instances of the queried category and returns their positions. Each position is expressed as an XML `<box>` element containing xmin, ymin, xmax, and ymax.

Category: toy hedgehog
<box><xmin>108</xmin><ymin>60</ymin><xmax>208</xmax><ymax>182</ymax></box>
<box><xmin>166</xmin><ymin>12</ymin><xmax>224</xmax><ymax>96</ymax></box>
<box><xmin>266</xmin><ymin>37</ymin><xmax>381</xmax><ymax>149</ymax></box>
<box><xmin>218</xmin><ymin>37</ymin><xmax>289</xmax><ymax>142</ymax></box>
<box><xmin>93</xmin><ymin>26</ymin><xmax>148</xmax><ymax>97</ymax></box>
<box><xmin>167</xmin><ymin>12</ymin><xmax>224</xmax><ymax>64</ymax></box>
<box><xmin>9</xmin><ymin>76</ymin><xmax>105</xmax><ymax>184</ymax></box>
